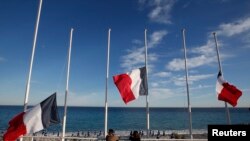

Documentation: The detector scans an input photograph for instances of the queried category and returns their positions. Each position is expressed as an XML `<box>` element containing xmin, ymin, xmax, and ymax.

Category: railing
<box><xmin>17</xmin><ymin>136</ymin><xmax>208</xmax><ymax>141</ymax></box>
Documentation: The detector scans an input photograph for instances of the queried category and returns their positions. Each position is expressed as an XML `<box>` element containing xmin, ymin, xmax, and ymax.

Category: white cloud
<box><xmin>189</xmin><ymin>74</ymin><xmax>214</xmax><ymax>82</ymax></box>
<box><xmin>132</xmin><ymin>39</ymin><xmax>143</xmax><ymax>45</ymax></box>
<box><xmin>217</xmin><ymin>17</ymin><xmax>250</xmax><ymax>37</ymax></box>
<box><xmin>121</xmin><ymin>47</ymin><xmax>145</xmax><ymax>69</ymax></box>
<box><xmin>150</xmin><ymin>88</ymin><xmax>175</xmax><ymax>99</ymax></box>
<box><xmin>190</xmin><ymin>84</ymin><xmax>213</xmax><ymax>91</ymax></box>
<box><xmin>121</xmin><ymin>30</ymin><xmax>167</xmax><ymax>70</ymax></box>
<box><xmin>166</xmin><ymin>40</ymin><xmax>217</xmax><ymax>71</ymax></box>
<box><xmin>172</xmin><ymin>74</ymin><xmax>214</xmax><ymax>86</ymax></box>
<box><xmin>167</xmin><ymin>55</ymin><xmax>217</xmax><ymax>71</ymax></box>
<box><xmin>190</xmin><ymin>40</ymin><xmax>215</xmax><ymax>55</ymax></box>
<box><xmin>147</xmin><ymin>87</ymin><xmax>188</xmax><ymax>107</ymax></box>
<box><xmin>153</xmin><ymin>71</ymin><xmax>171</xmax><ymax>77</ymax></box>
<box><xmin>139</xmin><ymin>0</ymin><xmax>176</xmax><ymax>24</ymax></box>
<box><xmin>167</xmin><ymin>17</ymin><xmax>250</xmax><ymax>72</ymax></box>
<box><xmin>151</xmin><ymin>82</ymin><xmax>160</xmax><ymax>87</ymax></box>
<box><xmin>165</xmin><ymin>17</ymin><xmax>250</xmax><ymax>90</ymax></box>
<box><xmin>148</xmin><ymin>30</ymin><xmax>168</xmax><ymax>48</ymax></box>
<box><xmin>172</xmin><ymin>76</ymin><xmax>186</xmax><ymax>86</ymax></box>
<box><xmin>150</xmin><ymin>79</ymin><xmax>171</xmax><ymax>88</ymax></box>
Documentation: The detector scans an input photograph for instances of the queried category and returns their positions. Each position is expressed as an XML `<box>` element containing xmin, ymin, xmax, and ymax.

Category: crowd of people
<box><xmin>106</xmin><ymin>129</ymin><xmax>141</xmax><ymax>141</ymax></box>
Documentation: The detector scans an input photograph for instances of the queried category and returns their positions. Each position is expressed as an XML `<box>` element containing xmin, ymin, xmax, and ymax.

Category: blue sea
<box><xmin>0</xmin><ymin>106</ymin><xmax>249</xmax><ymax>134</ymax></box>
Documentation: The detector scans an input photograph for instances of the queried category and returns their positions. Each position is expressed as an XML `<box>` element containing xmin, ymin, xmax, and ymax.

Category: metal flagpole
<box><xmin>182</xmin><ymin>29</ymin><xmax>193</xmax><ymax>139</ymax></box>
<box><xmin>62</xmin><ymin>28</ymin><xmax>74</xmax><ymax>141</ymax></box>
<box><xmin>23</xmin><ymin>0</ymin><xmax>43</xmax><ymax>112</ymax></box>
<box><xmin>213</xmin><ymin>32</ymin><xmax>231</xmax><ymax>124</ymax></box>
<box><xmin>144</xmin><ymin>29</ymin><xmax>150</xmax><ymax>137</ymax></box>
<box><xmin>104</xmin><ymin>28</ymin><xmax>111</xmax><ymax>137</ymax></box>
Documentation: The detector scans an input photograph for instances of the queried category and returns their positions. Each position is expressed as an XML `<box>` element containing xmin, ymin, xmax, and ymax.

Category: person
<box><xmin>129</xmin><ymin>130</ymin><xmax>141</xmax><ymax>141</ymax></box>
<box><xmin>106</xmin><ymin>129</ymin><xmax>119</xmax><ymax>141</ymax></box>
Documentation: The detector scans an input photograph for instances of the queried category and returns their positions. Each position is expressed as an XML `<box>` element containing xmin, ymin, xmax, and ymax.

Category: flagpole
<box><xmin>23</xmin><ymin>0</ymin><xmax>43</xmax><ymax>112</ymax></box>
<box><xmin>104</xmin><ymin>28</ymin><xmax>111</xmax><ymax>137</ymax></box>
<box><xmin>62</xmin><ymin>28</ymin><xmax>74</xmax><ymax>141</ymax></box>
<box><xmin>182</xmin><ymin>29</ymin><xmax>193</xmax><ymax>139</ymax></box>
<box><xmin>213</xmin><ymin>32</ymin><xmax>231</xmax><ymax>125</ymax></box>
<box><xmin>144</xmin><ymin>29</ymin><xmax>150</xmax><ymax>137</ymax></box>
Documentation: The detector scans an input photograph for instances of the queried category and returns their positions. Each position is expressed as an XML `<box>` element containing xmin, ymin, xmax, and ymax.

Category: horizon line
<box><xmin>0</xmin><ymin>105</ymin><xmax>249</xmax><ymax>108</ymax></box>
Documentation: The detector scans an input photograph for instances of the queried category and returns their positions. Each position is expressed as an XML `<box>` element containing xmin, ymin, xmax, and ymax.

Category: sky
<box><xmin>0</xmin><ymin>0</ymin><xmax>250</xmax><ymax>107</ymax></box>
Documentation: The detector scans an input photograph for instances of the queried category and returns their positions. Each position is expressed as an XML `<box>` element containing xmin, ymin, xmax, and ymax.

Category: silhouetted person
<box><xmin>129</xmin><ymin>130</ymin><xmax>141</xmax><ymax>141</ymax></box>
<box><xmin>106</xmin><ymin>129</ymin><xmax>119</xmax><ymax>141</ymax></box>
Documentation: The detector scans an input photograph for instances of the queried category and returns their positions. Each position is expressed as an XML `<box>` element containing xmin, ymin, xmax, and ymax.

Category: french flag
<box><xmin>3</xmin><ymin>93</ymin><xmax>60</xmax><ymax>141</ymax></box>
<box><xmin>113</xmin><ymin>67</ymin><xmax>148</xmax><ymax>104</ymax></box>
<box><xmin>216</xmin><ymin>71</ymin><xmax>242</xmax><ymax>107</ymax></box>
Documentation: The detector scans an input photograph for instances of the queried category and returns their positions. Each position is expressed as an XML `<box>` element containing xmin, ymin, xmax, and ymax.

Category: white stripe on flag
<box><xmin>216</xmin><ymin>75</ymin><xmax>225</xmax><ymax>95</ymax></box>
<box><xmin>127</xmin><ymin>68</ymin><xmax>141</xmax><ymax>99</ymax></box>
<box><xmin>216</xmin><ymin>81</ymin><xmax>223</xmax><ymax>95</ymax></box>
<box><xmin>23</xmin><ymin>104</ymin><xmax>43</xmax><ymax>133</ymax></box>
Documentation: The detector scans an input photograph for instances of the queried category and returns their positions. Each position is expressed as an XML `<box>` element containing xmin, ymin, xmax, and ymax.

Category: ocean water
<box><xmin>0</xmin><ymin>106</ymin><xmax>249</xmax><ymax>134</ymax></box>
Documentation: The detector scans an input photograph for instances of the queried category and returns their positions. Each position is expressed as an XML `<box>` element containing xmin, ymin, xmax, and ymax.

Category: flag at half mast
<box><xmin>3</xmin><ymin>93</ymin><xmax>60</xmax><ymax>141</ymax></box>
<box><xmin>216</xmin><ymin>71</ymin><xmax>242</xmax><ymax>107</ymax></box>
<box><xmin>113</xmin><ymin>66</ymin><xmax>148</xmax><ymax>104</ymax></box>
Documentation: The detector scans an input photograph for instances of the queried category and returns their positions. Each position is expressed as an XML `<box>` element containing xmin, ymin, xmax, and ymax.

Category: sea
<box><xmin>0</xmin><ymin>106</ymin><xmax>249</xmax><ymax>135</ymax></box>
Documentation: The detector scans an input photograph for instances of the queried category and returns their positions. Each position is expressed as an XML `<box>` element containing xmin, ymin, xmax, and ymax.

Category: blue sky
<box><xmin>0</xmin><ymin>0</ymin><xmax>249</xmax><ymax>107</ymax></box>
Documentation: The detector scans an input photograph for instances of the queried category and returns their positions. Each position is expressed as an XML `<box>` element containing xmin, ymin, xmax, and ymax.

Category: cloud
<box><xmin>167</xmin><ymin>55</ymin><xmax>217</xmax><ymax>71</ymax></box>
<box><xmin>172</xmin><ymin>74</ymin><xmax>214</xmax><ymax>86</ymax></box>
<box><xmin>217</xmin><ymin>17</ymin><xmax>250</xmax><ymax>37</ymax></box>
<box><xmin>166</xmin><ymin>40</ymin><xmax>218</xmax><ymax>71</ymax></box>
<box><xmin>190</xmin><ymin>40</ymin><xmax>216</xmax><ymax>55</ymax></box>
<box><xmin>153</xmin><ymin>71</ymin><xmax>172</xmax><ymax>78</ymax></box>
<box><xmin>121</xmin><ymin>47</ymin><xmax>145</xmax><ymax>69</ymax></box>
<box><xmin>150</xmin><ymin>88</ymin><xmax>175</xmax><ymax>99</ymax></box>
<box><xmin>150</xmin><ymin>79</ymin><xmax>171</xmax><ymax>88</ymax></box>
<box><xmin>139</xmin><ymin>0</ymin><xmax>176</xmax><ymax>24</ymax></box>
<box><xmin>121</xmin><ymin>30</ymin><xmax>167</xmax><ymax>70</ymax></box>
<box><xmin>132</xmin><ymin>39</ymin><xmax>143</xmax><ymax>45</ymax></box>
<box><xmin>151</xmin><ymin>82</ymin><xmax>160</xmax><ymax>87</ymax></box>
<box><xmin>148</xmin><ymin>30</ymin><xmax>168</xmax><ymax>48</ymax></box>
<box><xmin>190</xmin><ymin>84</ymin><xmax>213</xmax><ymax>91</ymax></box>
<box><xmin>167</xmin><ymin>17</ymin><xmax>250</xmax><ymax>72</ymax></box>
<box><xmin>165</xmin><ymin>17</ymin><xmax>250</xmax><ymax>90</ymax></box>
<box><xmin>188</xmin><ymin>74</ymin><xmax>214</xmax><ymax>82</ymax></box>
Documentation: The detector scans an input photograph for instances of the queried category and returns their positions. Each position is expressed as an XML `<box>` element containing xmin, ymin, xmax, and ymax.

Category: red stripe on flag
<box><xmin>218</xmin><ymin>82</ymin><xmax>242</xmax><ymax>107</ymax></box>
<box><xmin>3</xmin><ymin>112</ymin><xmax>27</xmax><ymax>141</ymax></box>
<box><xmin>113</xmin><ymin>74</ymin><xmax>136</xmax><ymax>104</ymax></box>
